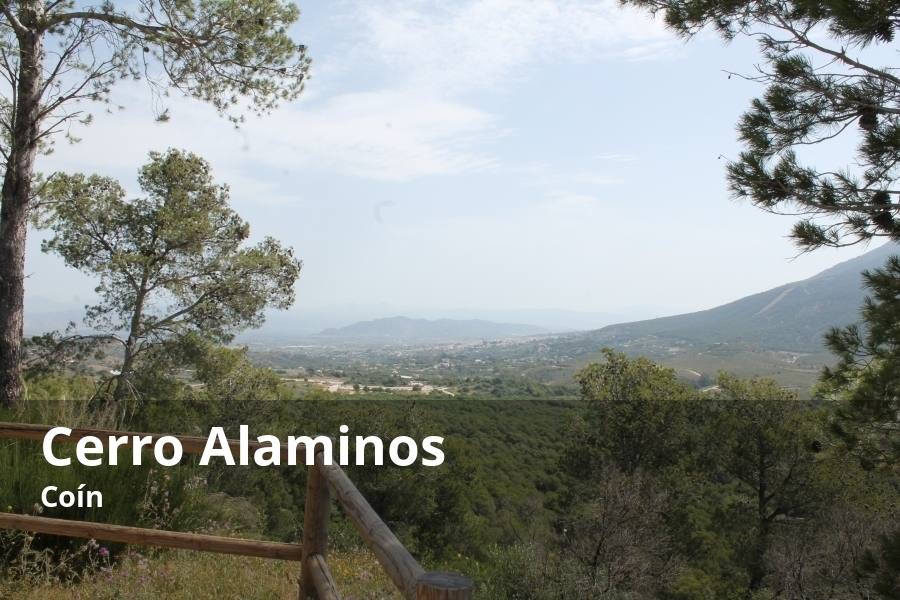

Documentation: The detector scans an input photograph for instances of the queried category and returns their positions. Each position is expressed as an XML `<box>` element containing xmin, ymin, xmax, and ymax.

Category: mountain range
<box><xmin>576</xmin><ymin>242</ymin><xmax>897</xmax><ymax>354</ymax></box>
<box><xmin>25</xmin><ymin>243</ymin><xmax>896</xmax><ymax>369</ymax></box>
<box><xmin>315</xmin><ymin>316</ymin><xmax>547</xmax><ymax>342</ymax></box>
<box><xmin>515</xmin><ymin>242</ymin><xmax>900</xmax><ymax>390</ymax></box>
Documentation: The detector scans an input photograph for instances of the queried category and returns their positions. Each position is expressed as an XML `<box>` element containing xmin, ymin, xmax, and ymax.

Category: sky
<box><xmin>25</xmin><ymin>0</ymin><xmax>878</xmax><ymax>327</ymax></box>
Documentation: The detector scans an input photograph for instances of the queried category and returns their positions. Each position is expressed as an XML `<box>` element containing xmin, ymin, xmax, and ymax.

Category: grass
<box><xmin>6</xmin><ymin>547</ymin><xmax>401</xmax><ymax>600</ymax></box>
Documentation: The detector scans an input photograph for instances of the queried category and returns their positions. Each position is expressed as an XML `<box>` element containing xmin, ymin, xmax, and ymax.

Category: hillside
<box><xmin>316</xmin><ymin>316</ymin><xmax>547</xmax><ymax>342</ymax></box>
<box><xmin>579</xmin><ymin>242</ymin><xmax>897</xmax><ymax>354</ymax></box>
<box><xmin>468</xmin><ymin>243</ymin><xmax>900</xmax><ymax>390</ymax></box>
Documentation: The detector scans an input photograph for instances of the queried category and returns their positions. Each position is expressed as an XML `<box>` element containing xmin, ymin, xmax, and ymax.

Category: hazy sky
<box><xmin>26</xmin><ymin>0</ymin><xmax>876</xmax><ymax>319</ymax></box>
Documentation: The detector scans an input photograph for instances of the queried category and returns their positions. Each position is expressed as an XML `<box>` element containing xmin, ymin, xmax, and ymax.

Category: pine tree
<box><xmin>0</xmin><ymin>0</ymin><xmax>310</xmax><ymax>407</ymax></box>
<box><xmin>615</xmin><ymin>6</ymin><xmax>900</xmax><ymax>593</ymax></box>
<box><xmin>822</xmin><ymin>256</ymin><xmax>900</xmax><ymax>470</ymax></box>
<box><xmin>32</xmin><ymin>149</ymin><xmax>301</xmax><ymax>403</ymax></box>
<box><xmin>622</xmin><ymin>0</ymin><xmax>900</xmax><ymax>250</ymax></box>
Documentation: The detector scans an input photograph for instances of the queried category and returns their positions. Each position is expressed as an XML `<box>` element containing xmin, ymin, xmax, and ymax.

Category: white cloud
<box><xmin>245</xmin><ymin>90</ymin><xmax>499</xmax><ymax>180</ymax></box>
<box><xmin>42</xmin><ymin>1</ymin><xmax>672</xmax><ymax>185</ymax></box>
<box><xmin>40</xmin><ymin>84</ymin><xmax>498</xmax><ymax>183</ymax></box>
<box><xmin>344</xmin><ymin>0</ymin><xmax>675</xmax><ymax>94</ymax></box>
<box><xmin>299</xmin><ymin>0</ymin><xmax>677</xmax><ymax>180</ymax></box>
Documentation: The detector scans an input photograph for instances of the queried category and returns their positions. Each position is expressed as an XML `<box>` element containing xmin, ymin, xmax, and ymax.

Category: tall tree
<box><xmin>0</xmin><ymin>0</ymin><xmax>310</xmax><ymax>407</ymax></box>
<box><xmin>709</xmin><ymin>375</ymin><xmax>825</xmax><ymax>592</ymax></box>
<box><xmin>33</xmin><ymin>149</ymin><xmax>301</xmax><ymax>403</ymax></box>
<box><xmin>563</xmin><ymin>348</ymin><xmax>694</xmax><ymax>477</ymax></box>
<box><xmin>611</xmin><ymin>8</ymin><xmax>900</xmax><ymax>591</ymax></box>
<box><xmin>621</xmin><ymin>0</ymin><xmax>900</xmax><ymax>251</ymax></box>
<box><xmin>822</xmin><ymin>255</ymin><xmax>900</xmax><ymax>470</ymax></box>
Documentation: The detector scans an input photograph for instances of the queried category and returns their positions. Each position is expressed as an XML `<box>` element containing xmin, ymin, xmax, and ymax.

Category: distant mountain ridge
<box><xmin>316</xmin><ymin>316</ymin><xmax>547</xmax><ymax>342</ymax></box>
<box><xmin>576</xmin><ymin>242</ymin><xmax>899</xmax><ymax>354</ymax></box>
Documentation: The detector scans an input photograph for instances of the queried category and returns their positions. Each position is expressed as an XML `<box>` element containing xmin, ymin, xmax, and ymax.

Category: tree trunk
<box><xmin>0</xmin><ymin>16</ymin><xmax>43</xmax><ymax>409</ymax></box>
<box><xmin>112</xmin><ymin>343</ymin><xmax>136</xmax><ymax>403</ymax></box>
<box><xmin>749</xmin><ymin>432</ymin><xmax>769</xmax><ymax>591</ymax></box>
<box><xmin>112</xmin><ymin>283</ymin><xmax>147</xmax><ymax>404</ymax></box>
<box><xmin>0</xmin><ymin>179</ymin><xmax>28</xmax><ymax>409</ymax></box>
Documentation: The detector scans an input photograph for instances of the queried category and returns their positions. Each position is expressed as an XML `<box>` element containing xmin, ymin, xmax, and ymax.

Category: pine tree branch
<box><xmin>45</xmin><ymin>10</ymin><xmax>170</xmax><ymax>36</ymax></box>
<box><xmin>774</xmin><ymin>16</ymin><xmax>900</xmax><ymax>88</ymax></box>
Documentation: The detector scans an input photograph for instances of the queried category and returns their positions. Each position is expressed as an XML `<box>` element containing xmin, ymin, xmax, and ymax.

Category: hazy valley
<box><xmin>239</xmin><ymin>243</ymin><xmax>895</xmax><ymax>397</ymax></box>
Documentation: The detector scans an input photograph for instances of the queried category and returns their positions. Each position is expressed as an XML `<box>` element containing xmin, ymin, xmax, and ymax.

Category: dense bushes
<box><xmin>3</xmin><ymin>342</ymin><xmax>897</xmax><ymax>598</ymax></box>
<box><xmin>548</xmin><ymin>350</ymin><xmax>897</xmax><ymax>599</ymax></box>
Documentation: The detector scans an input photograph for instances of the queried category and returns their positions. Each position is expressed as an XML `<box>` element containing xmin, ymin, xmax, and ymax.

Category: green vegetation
<box><xmin>31</xmin><ymin>150</ymin><xmax>301</xmax><ymax>404</ymax></box>
<box><xmin>822</xmin><ymin>255</ymin><xmax>900</xmax><ymax>469</ymax></box>
<box><xmin>0</xmin><ymin>0</ymin><xmax>310</xmax><ymax>408</ymax></box>
<box><xmin>529</xmin><ymin>351</ymin><xmax>893</xmax><ymax>598</ymax></box>
<box><xmin>3</xmin><ymin>546</ymin><xmax>399</xmax><ymax>599</ymax></box>
<box><xmin>615</xmin><ymin>2</ymin><xmax>900</xmax><ymax>595</ymax></box>
<box><xmin>3</xmin><ymin>337</ymin><xmax>897</xmax><ymax>598</ymax></box>
<box><xmin>623</xmin><ymin>0</ymin><xmax>900</xmax><ymax>252</ymax></box>
<box><xmin>6</xmin><ymin>188</ymin><xmax>898</xmax><ymax>596</ymax></box>
<box><xmin>1</xmin><ymin>1</ymin><xmax>898</xmax><ymax>597</ymax></box>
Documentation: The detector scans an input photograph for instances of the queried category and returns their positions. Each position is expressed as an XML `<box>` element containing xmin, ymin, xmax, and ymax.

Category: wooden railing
<box><xmin>0</xmin><ymin>422</ymin><xmax>473</xmax><ymax>599</ymax></box>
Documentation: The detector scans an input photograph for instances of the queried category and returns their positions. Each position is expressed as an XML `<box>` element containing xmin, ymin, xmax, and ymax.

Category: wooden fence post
<box><xmin>415</xmin><ymin>571</ymin><xmax>474</xmax><ymax>600</ymax></box>
<box><xmin>299</xmin><ymin>459</ymin><xmax>331</xmax><ymax>599</ymax></box>
<box><xmin>0</xmin><ymin>423</ymin><xmax>479</xmax><ymax>599</ymax></box>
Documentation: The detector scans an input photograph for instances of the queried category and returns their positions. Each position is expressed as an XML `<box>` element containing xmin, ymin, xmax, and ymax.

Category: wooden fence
<box><xmin>0</xmin><ymin>422</ymin><xmax>473</xmax><ymax>599</ymax></box>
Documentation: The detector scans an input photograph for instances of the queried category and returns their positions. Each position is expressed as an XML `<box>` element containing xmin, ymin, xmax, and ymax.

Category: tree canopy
<box><xmin>0</xmin><ymin>0</ymin><xmax>311</xmax><ymax>407</ymax></box>
<box><xmin>821</xmin><ymin>255</ymin><xmax>900</xmax><ymax>469</ymax></box>
<box><xmin>623</xmin><ymin>0</ymin><xmax>900</xmax><ymax>250</ymax></box>
<box><xmin>0</xmin><ymin>0</ymin><xmax>311</xmax><ymax>138</ymax></box>
<box><xmin>565</xmin><ymin>348</ymin><xmax>693</xmax><ymax>476</ymax></box>
<box><xmin>33</xmin><ymin>148</ymin><xmax>301</xmax><ymax>401</ymax></box>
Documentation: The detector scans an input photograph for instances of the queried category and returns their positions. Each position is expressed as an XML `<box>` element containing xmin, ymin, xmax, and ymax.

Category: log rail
<box><xmin>0</xmin><ymin>422</ymin><xmax>473</xmax><ymax>599</ymax></box>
